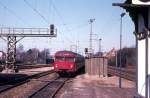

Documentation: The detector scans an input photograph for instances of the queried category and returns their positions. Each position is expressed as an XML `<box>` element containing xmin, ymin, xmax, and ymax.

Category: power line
<box><xmin>0</xmin><ymin>1</ymin><xmax>29</xmax><ymax>26</ymax></box>
<box><xmin>66</xmin><ymin>22</ymin><xmax>89</xmax><ymax>32</ymax></box>
<box><xmin>51</xmin><ymin>1</ymin><xmax>65</xmax><ymax>26</ymax></box>
<box><xmin>51</xmin><ymin>1</ymin><xmax>75</xmax><ymax>45</ymax></box>
<box><xmin>24</xmin><ymin>0</ymin><xmax>49</xmax><ymax>25</ymax></box>
<box><xmin>51</xmin><ymin>1</ymin><xmax>88</xmax><ymax>53</ymax></box>
<box><xmin>52</xmin><ymin>1</ymin><xmax>89</xmax><ymax>50</ymax></box>
<box><xmin>24</xmin><ymin>0</ymin><xmax>74</xmax><ymax>50</ymax></box>
<box><xmin>48</xmin><ymin>0</ymin><xmax>53</xmax><ymax>24</ymax></box>
<box><xmin>57</xmin><ymin>31</ymin><xmax>73</xmax><ymax>44</ymax></box>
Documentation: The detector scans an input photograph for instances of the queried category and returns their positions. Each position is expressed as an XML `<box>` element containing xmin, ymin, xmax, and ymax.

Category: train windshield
<box><xmin>65</xmin><ymin>57</ymin><xmax>75</xmax><ymax>62</ymax></box>
<box><xmin>55</xmin><ymin>57</ymin><xmax>65</xmax><ymax>61</ymax></box>
<box><xmin>55</xmin><ymin>57</ymin><xmax>75</xmax><ymax>62</ymax></box>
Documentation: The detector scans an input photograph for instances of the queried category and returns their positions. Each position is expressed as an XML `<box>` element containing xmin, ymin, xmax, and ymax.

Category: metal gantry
<box><xmin>0</xmin><ymin>25</ymin><xmax>57</xmax><ymax>73</ymax></box>
<box><xmin>6</xmin><ymin>36</ymin><xmax>17</xmax><ymax>71</ymax></box>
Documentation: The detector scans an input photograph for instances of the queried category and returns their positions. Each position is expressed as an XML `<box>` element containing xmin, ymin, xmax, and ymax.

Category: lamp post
<box><xmin>89</xmin><ymin>18</ymin><xmax>95</xmax><ymax>57</ymax></box>
<box><xmin>89</xmin><ymin>19</ymin><xmax>95</xmax><ymax>75</ymax></box>
<box><xmin>99</xmin><ymin>38</ymin><xmax>102</xmax><ymax>55</ymax></box>
<box><xmin>98</xmin><ymin>38</ymin><xmax>102</xmax><ymax>77</ymax></box>
<box><xmin>119</xmin><ymin>12</ymin><xmax>126</xmax><ymax>88</ymax></box>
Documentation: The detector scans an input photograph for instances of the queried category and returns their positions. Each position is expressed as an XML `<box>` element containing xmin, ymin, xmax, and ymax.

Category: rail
<box><xmin>108</xmin><ymin>66</ymin><xmax>136</xmax><ymax>81</ymax></box>
<box><xmin>0</xmin><ymin>64</ymin><xmax>53</xmax><ymax>71</ymax></box>
<box><xmin>0</xmin><ymin>70</ymin><xmax>54</xmax><ymax>93</ymax></box>
<box><xmin>28</xmin><ymin>77</ymin><xmax>68</xmax><ymax>98</ymax></box>
<box><xmin>18</xmin><ymin>64</ymin><xmax>53</xmax><ymax>69</ymax></box>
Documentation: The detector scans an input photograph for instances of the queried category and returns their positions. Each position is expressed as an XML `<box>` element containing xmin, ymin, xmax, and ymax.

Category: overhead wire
<box><xmin>47</xmin><ymin>0</ymin><xmax>86</xmax><ymax>49</ymax></box>
<box><xmin>0</xmin><ymin>0</ymin><xmax>32</xmax><ymax>51</ymax></box>
<box><xmin>48</xmin><ymin>0</ymin><xmax>53</xmax><ymax>24</ymax></box>
<box><xmin>46</xmin><ymin>0</ymin><xmax>53</xmax><ymax>44</ymax></box>
<box><xmin>24</xmin><ymin>0</ymin><xmax>52</xmax><ymax>50</ymax></box>
<box><xmin>67</xmin><ymin>22</ymin><xmax>89</xmax><ymax>32</ymax></box>
<box><xmin>24</xmin><ymin>0</ymin><xmax>49</xmax><ymax>25</ymax></box>
<box><xmin>0</xmin><ymin>0</ymin><xmax>55</xmax><ymax>52</ymax></box>
<box><xmin>51</xmin><ymin>1</ymin><xmax>91</xmax><ymax>53</ymax></box>
<box><xmin>51</xmin><ymin>1</ymin><xmax>76</xmax><ymax>44</ymax></box>
<box><xmin>0</xmin><ymin>0</ymin><xmax>29</xmax><ymax>27</ymax></box>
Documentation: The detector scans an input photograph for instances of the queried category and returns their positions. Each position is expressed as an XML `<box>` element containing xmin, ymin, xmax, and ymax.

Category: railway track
<box><xmin>0</xmin><ymin>64</ymin><xmax>53</xmax><ymax>71</ymax></box>
<box><xmin>18</xmin><ymin>64</ymin><xmax>53</xmax><ymax>69</ymax></box>
<box><xmin>0</xmin><ymin>70</ymin><xmax>54</xmax><ymax>93</ymax></box>
<box><xmin>28</xmin><ymin>77</ymin><xmax>68</xmax><ymax>98</ymax></box>
<box><xmin>108</xmin><ymin>66</ymin><xmax>136</xmax><ymax>81</ymax></box>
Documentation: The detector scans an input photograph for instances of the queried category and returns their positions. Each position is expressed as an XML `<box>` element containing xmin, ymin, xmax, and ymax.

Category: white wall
<box><xmin>137</xmin><ymin>14</ymin><xmax>146</xmax><ymax>97</ymax></box>
<box><xmin>138</xmin><ymin>39</ymin><xmax>146</xmax><ymax>96</ymax></box>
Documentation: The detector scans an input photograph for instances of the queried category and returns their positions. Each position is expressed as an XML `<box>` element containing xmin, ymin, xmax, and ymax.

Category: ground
<box><xmin>55</xmin><ymin>74</ymin><xmax>136</xmax><ymax>98</ymax></box>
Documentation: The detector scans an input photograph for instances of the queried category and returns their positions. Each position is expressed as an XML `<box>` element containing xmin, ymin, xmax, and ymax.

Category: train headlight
<box><xmin>70</xmin><ymin>65</ymin><xmax>73</xmax><ymax>69</ymax></box>
<box><xmin>55</xmin><ymin>64</ymin><xmax>58</xmax><ymax>68</ymax></box>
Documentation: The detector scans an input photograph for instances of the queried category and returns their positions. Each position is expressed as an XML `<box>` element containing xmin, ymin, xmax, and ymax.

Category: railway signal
<box><xmin>0</xmin><ymin>26</ymin><xmax>57</xmax><ymax>73</ymax></box>
<box><xmin>50</xmin><ymin>24</ymin><xmax>55</xmax><ymax>35</ymax></box>
<box><xmin>85</xmin><ymin>48</ymin><xmax>88</xmax><ymax>53</ymax></box>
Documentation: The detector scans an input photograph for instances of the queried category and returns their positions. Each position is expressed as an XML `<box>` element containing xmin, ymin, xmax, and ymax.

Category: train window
<box><xmin>55</xmin><ymin>57</ymin><xmax>65</xmax><ymax>61</ymax></box>
<box><xmin>75</xmin><ymin>57</ymin><xmax>84</xmax><ymax>62</ymax></box>
<box><xmin>65</xmin><ymin>57</ymin><xmax>75</xmax><ymax>62</ymax></box>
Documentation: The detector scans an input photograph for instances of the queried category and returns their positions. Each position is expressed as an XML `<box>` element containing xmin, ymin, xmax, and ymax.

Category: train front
<box><xmin>54</xmin><ymin>51</ymin><xmax>76</xmax><ymax>74</ymax></box>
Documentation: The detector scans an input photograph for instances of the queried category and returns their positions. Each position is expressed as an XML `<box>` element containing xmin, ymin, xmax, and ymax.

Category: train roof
<box><xmin>54</xmin><ymin>50</ymin><xmax>84</xmax><ymax>58</ymax></box>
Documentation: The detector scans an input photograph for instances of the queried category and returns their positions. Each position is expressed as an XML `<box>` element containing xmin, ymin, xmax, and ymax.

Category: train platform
<box><xmin>0</xmin><ymin>67</ymin><xmax>53</xmax><ymax>84</ymax></box>
<box><xmin>19</xmin><ymin>66</ymin><xmax>53</xmax><ymax>75</ymax></box>
<box><xmin>57</xmin><ymin>74</ymin><xmax>136</xmax><ymax>98</ymax></box>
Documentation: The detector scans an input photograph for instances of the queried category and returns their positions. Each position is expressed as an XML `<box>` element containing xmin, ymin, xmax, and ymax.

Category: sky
<box><xmin>0</xmin><ymin>0</ymin><xmax>135</xmax><ymax>55</ymax></box>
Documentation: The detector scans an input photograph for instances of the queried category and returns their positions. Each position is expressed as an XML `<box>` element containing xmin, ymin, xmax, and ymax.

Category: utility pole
<box><xmin>77</xmin><ymin>40</ymin><xmax>79</xmax><ymax>53</ymax></box>
<box><xmin>116</xmin><ymin>51</ymin><xmax>118</xmax><ymax>68</ymax></box>
<box><xmin>99</xmin><ymin>38</ymin><xmax>102</xmax><ymax>56</ymax></box>
<box><xmin>89</xmin><ymin>19</ymin><xmax>95</xmax><ymax>57</ymax></box>
<box><xmin>119</xmin><ymin>13</ymin><xmax>126</xmax><ymax>88</ymax></box>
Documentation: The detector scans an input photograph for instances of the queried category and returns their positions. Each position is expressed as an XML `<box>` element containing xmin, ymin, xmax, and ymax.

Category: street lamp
<box><xmin>119</xmin><ymin>12</ymin><xmax>126</xmax><ymax>88</ymax></box>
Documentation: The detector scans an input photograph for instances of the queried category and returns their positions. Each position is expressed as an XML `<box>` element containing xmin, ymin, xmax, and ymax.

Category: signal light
<box><xmin>85</xmin><ymin>48</ymin><xmax>88</xmax><ymax>53</ymax></box>
<box><xmin>50</xmin><ymin>24</ymin><xmax>54</xmax><ymax>35</ymax></box>
<box><xmin>70</xmin><ymin>65</ymin><xmax>73</xmax><ymax>69</ymax></box>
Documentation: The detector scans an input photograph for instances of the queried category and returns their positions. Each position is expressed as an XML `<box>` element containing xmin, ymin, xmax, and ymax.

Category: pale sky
<box><xmin>0</xmin><ymin>0</ymin><xmax>135</xmax><ymax>55</ymax></box>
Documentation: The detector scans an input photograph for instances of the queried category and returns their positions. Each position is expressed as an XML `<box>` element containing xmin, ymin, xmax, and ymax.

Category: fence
<box><xmin>85</xmin><ymin>57</ymin><xmax>108</xmax><ymax>77</ymax></box>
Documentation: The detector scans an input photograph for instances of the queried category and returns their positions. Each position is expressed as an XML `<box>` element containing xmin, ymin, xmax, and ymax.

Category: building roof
<box><xmin>103</xmin><ymin>48</ymin><xmax>117</xmax><ymax>58</ymax></box>
<box><xmin>113</xmin><ymin>0</ymin><xmax>150</xmax><ymax>32</ymax></box>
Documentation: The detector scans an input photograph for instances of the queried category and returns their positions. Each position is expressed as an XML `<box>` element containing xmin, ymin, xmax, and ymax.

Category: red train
<box><xmin>54</xmin><ymin>50</ymin><xmax>85</xmax><ymax>76</ymax></box>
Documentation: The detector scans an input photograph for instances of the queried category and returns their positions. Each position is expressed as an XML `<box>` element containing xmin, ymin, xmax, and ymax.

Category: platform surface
<box><xmin>19</xmin><ymin>67</ymin><xmax>53</xmax><ymax>75</ymax></box>
<box><xmin>57</xmin><ymin>74</ymin><xmax>136</xmax><ymax>98</ymax></box>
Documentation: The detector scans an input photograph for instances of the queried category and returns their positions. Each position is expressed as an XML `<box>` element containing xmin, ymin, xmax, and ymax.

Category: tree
<box><xmin>16</xmin><ymin>44</ymin><xmax>24</xmax><ymax>63</ymax></box>
<box><xmin>37</xmin><ymin>49</ymin><xmax>50</xmax><ymax>64</ymax></box>
<box><xmin>108</xmin><ymin>47</ymin><xmax>136</xmax><ymax>68</ymax></box>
